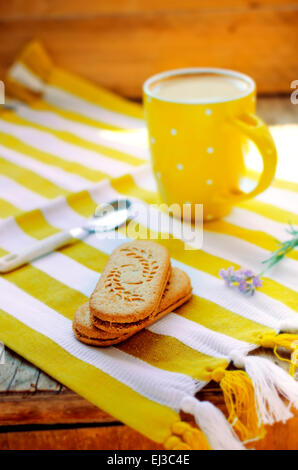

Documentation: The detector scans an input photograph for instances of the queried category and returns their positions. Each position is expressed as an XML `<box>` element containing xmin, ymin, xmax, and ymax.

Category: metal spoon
<box><xmin>0</xmin><ymin>199</ymin><xmax>132</xmax><ymax>273</ymax></box>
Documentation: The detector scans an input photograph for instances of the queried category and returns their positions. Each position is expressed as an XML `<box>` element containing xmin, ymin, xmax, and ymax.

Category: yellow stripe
<box><xmin>0</xmin><ymin>246</ymin><xmax>85</xmax><ymax>319</ymax></box>
<box><xmin>0</xmin><ymin>156</ymin><xmax>69</xmax><ymax>198</ymax></box>
<box><xmin>260</xmin><ymin>277</ymin><xmax>298</xmax><ymax>312</ymax></box>
<box><xmin>15</xmin><ymin>41</ymin><xmax>52</xmax><ymax>83</ymax></box>
<box><xmin>178</xmin><ymin>295</ymin><xmax>275</xmax><ymax>344</ymax></box>
<box><xmin>247</xmin><ymin>169</ymin><xmax>298</xmax><ymax>193</ymax></box>
<box><xmin>119</xmin><ymin>330</ymin><xmax>228</xmax><ymax>381</ymax></box>
<box><xmin>67</xmin><ymin>190</ymin><xmax>98</xmax><ymax>218</ymax></box>
<box><xmin>239</xmin><ymin>199</ymin><xmax>298</xmax><ymax>225</ymax></box>
<box><xmin>112</xmin><ymin>173</ymin><xmax>158</xmax><ymax>205</ymax></box>
<box><xmin>2</xmin><ymin>112</ymin><xmax>145</xmax><ymax>168</ymax></box>
<box><xmin>0</xmin><ymin>241</ymin><xmax>104</xmax><ymax>320</ymax></box>
<box><xmin>3</xmin><ymin>264</ymin><xmax>86</xmax><ymax>319</ymax></box>
<box><xmin>0</xmin><ymin>310</ymin><xmax>176</xmax><ymax>445</ymax></box>
<box><xmin>0</xmin><ymin>247</ymin><xmax>7</xmax><ymax>257</ymax></box>
<box><xmin>5</xmin><ymin>77</ymin><xmax>41</xmax><ymax>104</ymax></box>
<box><xmin>31</xmin><ymin>100</ymin><xmax>121</xmax><ymax>130</ymax></box>
<box><xmin>62</xmin><ymin>242</ymin><xmax>109</xmax><ymax>273</ymax></box>
<box><xmin>0</xmin><ymin>199</ymin><xmax>22</xmax><ymax>218</ymax></box>
<box><xmin>206</xmin><ymin>220</ymin><xmax>298</xmax><ymax>262</ymax></box>
<box><xmin>0</xmin><ymin>126</ymin><xmax>108</xmax><ymax>183</ymax></box>
<box><xmin>11</xmin><ymin>201</ymin><xmax>110</xmax><ymax>273</ymax></box>
<box><xmin>16</xmin><ymin>209</ymin><xmax>59</xmax><ymax>239</ymax></box>
<box><xmin>51</xmin><ymin>67</ymin><xmax>144</xmax><ymax>120</ymax></box>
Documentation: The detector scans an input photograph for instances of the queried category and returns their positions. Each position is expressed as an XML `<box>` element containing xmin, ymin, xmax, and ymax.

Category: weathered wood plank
<box><xmin>0</xmin><ymin>10</ymin><xmax>297</xmax><ymax>96</ymax></box>
<box><xmin>0</xmin><ymin>349</ymin><xmax>22</xmax><ymax>391</ymax></box>
<box><xmin>7</xmin><ymin>357</ymin><xmax>39</xmax><ymax>392</ymax></box>
<box><xmin>0</xmin><ymin>392</ymin><xmax>117</xmax><ymax>426</ymax></box>
<box><xmin>257</xmin><ymin>96</ymin><xmax>298</xmax><ymax>125</ymax></box>
<box><xmin>0</xmin><ymin>346</ymin><xmax>61</xmax><ymax>392</ymax></box>
<box><xmin>36</xmin><ymin>371</ymin><xmax>61</xmax><ymax>392</ymax></box>
<box><xmin>0</xmin><ymin>385</ymin><xmax>232</xmax><ymax>426</ymax></box>
<box><xmin>1</xmin><ymin>1</ymin><xmax>297</xmax><ymax>20</ymax></box>
<box><xmin>0</xmin><ymin>417</ymin><xmax>297</xmax><ymax>450</ymax></box>
<box><xmin>0</xmin><ymin>425</ymin><xmax>164</xmax><ymax>450</ymax></box>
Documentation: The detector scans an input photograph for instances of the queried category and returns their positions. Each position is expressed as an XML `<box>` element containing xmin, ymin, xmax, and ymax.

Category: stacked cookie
<box><xmin>73</xmin><ymin>241</ymin><xmax>192</xmax><ymax>347</ymax></box>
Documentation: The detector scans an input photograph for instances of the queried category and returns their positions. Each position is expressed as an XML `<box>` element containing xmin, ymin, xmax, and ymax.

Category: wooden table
<box><xmin>0</xmin><ymin>97</ymin><xmax>297</xmax><ymax>450</ymax></box>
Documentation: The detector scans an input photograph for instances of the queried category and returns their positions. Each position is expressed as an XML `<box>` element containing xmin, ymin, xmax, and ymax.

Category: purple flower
<box><xmin>252</xmin><ymin>276</ymin><xmax>263</xmax><ymax>288</ymax></box>
<box><xmin>219</xmin><ymin>267</ymin><xmax>263</xmax><ymax>296</ymax></box>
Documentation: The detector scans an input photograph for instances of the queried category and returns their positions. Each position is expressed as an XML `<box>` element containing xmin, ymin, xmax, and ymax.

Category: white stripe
<box><xmin>170</xmin><ymin>259</ymin><xmax>293</xmax><ymax>330</ymax></box>
<box><xmin>45</xmin><ymin>85</ymin><xmax>145</xmax><ymax>130</ymax></box>
<box><xmin>0</xmin><ymin>175</ymin><xmax>47</xmax><ymax>210</ymax></box>
<box><xmin>33</xmin><ymin>251</ymin><xmax>98</xmax><ymax>297</ymax></box>
<box><xmin>9</xmin><ymin>63</ymin><xmax>45</xmax><ymax>93</ymax></box>
<box><xmin>9</xmin><ymin>63</ymin><xmax>145</xmax><ymax>130</ymax></box>
<box><xmin>96</xmin><ymin>129</ymin><xmax>150</xmax><ymax>160</ymax></box>
<box><xmin>149</xmin><ymin>313</ymin><xmax>255</xmax><ymax>359</ymax></box>
<box><xmin>241</xmin><ymin>177</ymin><xmax>298</xmax><ymax>215</ymax></box>
<box><xmin>202</xmin><ymin>231</ymin><xmax>297</xmax><ymax>292</ymax></box>
<box><xmin>0</xmin><ymin>143</ymin><xmax>91</xmax><ymax>191</ymax></box>
<box><xmin>256</xmin><ymin>186</ymin><xmax>298</xmax><ymax>215</ymax></box>
<box><xmin>0</xmin><ymin>218</ymin><xmax>99</xmax><ymax>297</ymax></box>
<box><xmin>0</xmin><ymin>276</ymin><xmax>201</xmax><ymax>410</ymax></box>
<box><xmin>130</xmin><ymin>164</ymin><xmax>157</xmax><ymax>192</ymax></box>
<box><xmin>0</xmin><ymin>119</ymin><xmax>133</xmax><ymax>177</ymax></box>
<box><xmin>225</xmin><ymin>207</ymin><xmax>297</xmax><ymax>244</ymax></box>
<box><xmin>41</xmin><ymin>195</ymin><xmax>88</xmax><ymax>228</ymax></box>
<box><xmin>15</xmin><ymin>105</ymin><xmax>150</xmax><ymax>160</ymax></box>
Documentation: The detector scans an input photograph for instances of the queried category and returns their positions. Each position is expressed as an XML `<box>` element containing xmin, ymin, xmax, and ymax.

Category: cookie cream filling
<box><xmin>92</xmin><ymin>289</ymin><xmax>193</xmax><ymax>331</ymax></box>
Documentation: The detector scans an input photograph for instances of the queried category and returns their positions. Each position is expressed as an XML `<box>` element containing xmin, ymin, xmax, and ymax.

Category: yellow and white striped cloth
<box><xmin>1</xmin><ymin>41</ymin><xmax>298</xmax><ymax>450</ymax></box>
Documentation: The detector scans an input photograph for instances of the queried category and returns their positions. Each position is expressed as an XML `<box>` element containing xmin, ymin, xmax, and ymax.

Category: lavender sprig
<box><xmin>219</xmin><ymin>267</ymin><xmax>262</xmax><ymax>296</ymax></box>
<box><xmin>260</xmin><ymin>224</ymin><xmax>298</xmax><ymax>275</ymax></box>
<box><xmin>220</xmin><ymin>224</ymin><xmax>297</xmax><ymax>296</ymax></box>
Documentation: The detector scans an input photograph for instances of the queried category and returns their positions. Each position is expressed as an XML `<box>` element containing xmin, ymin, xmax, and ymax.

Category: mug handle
<box><xmin>218</xmin><ymin>112</ymin><xmax>277</xmax><ymax>204</ymax></box>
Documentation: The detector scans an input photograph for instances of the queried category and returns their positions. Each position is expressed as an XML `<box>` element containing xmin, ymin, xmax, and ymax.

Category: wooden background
<box><xmin>0</xmin><ymin>0</ymin><xmax>297</xmax><ymax>98</ymax></box>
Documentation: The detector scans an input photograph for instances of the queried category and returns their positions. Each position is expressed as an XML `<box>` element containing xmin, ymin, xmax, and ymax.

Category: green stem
<box><xmin>258</xmin><ymin>225</ymin><xmax>298</xmax><ymax>277</ymax></box>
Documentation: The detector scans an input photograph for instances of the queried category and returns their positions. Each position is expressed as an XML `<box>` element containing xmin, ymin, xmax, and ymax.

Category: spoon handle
<box><xmin>0</xmin><ymin>231</ymin><xmax>75</xmax><ymax>273</ymax></box>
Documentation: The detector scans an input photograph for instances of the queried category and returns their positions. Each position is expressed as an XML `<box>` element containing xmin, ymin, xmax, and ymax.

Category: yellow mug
<box><xmin>143</xmin><ymin>68</ymin><xmax>277</xmax><ymax>221</ymax></box>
